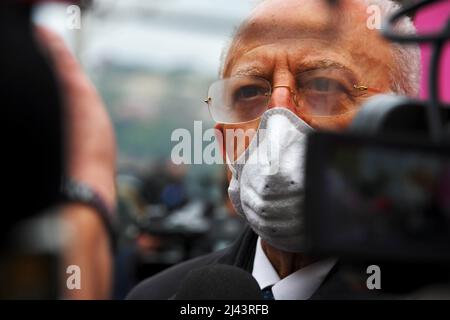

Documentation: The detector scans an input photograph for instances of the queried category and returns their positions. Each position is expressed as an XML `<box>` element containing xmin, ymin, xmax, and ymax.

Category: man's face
<box><xmin>219</xmin><ymin>0</ymin><xmax>394</xmax><ymax>161</ymax></box>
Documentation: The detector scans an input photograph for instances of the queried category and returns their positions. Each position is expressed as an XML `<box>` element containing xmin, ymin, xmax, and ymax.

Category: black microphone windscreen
<box><xmin>174</xmin><ymin>264</ymin><xmax>262</xmax><ymax>300</ymax></box>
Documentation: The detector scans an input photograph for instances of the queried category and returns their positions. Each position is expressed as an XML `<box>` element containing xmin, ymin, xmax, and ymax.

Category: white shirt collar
<box><xmin>251</xmin><ymin>237</ymin><xmax>337</xmax><ymax>300</ymax></box>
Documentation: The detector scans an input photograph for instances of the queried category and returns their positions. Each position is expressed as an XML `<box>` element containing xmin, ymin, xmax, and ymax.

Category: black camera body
<box><xmin>303</xmin><ymin>0</ymin><xmax>450</xmax><ymax>295</ymax></box>
<box><xmin>304</xmin><ymin>98</ymin><xmax>450</xmax><ymax>263</ymax></box>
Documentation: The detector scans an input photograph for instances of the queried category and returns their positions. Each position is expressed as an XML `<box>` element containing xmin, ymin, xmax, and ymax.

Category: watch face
<box><xmin>65</xmin><ymin>179</ymin><xmax>94</xmax><ymax>202</ymax></box>
<box><xmin>62</xmin><ymin>179</ymin><xmax>116</xmax><ymax>241</ymax></box>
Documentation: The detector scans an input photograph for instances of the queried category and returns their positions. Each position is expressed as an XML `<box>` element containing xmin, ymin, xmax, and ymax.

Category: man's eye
<box><xmin>234</xmin><ymin>85</ymin><xmax>267</xmax><ymax>100</ymax></box>
<box><xmin>303</xmin><ymin>78</ymin><xmax>347</xmax><ymax>94</ymax></box>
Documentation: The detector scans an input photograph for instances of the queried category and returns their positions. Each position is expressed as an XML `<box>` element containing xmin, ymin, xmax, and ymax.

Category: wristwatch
<box><xmin>60</xmin><ymin>178</ymin><xmax>117</xmax><ymax>251</ymax></box>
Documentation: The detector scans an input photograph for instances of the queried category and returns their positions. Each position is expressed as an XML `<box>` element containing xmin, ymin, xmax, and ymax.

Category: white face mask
<box><xmin>227</xmin><ymin>107</ymin><xmax>313</xmax><ymax>252</ymax></box>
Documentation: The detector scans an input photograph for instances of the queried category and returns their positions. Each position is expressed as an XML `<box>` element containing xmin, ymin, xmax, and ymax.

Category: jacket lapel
<box><xmin>217</xmin><ymin>225</ymin><xmax>258</xmax><ymax>272</ymax></box>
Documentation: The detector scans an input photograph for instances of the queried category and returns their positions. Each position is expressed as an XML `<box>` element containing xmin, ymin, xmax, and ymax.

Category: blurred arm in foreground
<box><xmin>35</xmin><ymin>27</ymin><xmax>117</xmax><ymax>299</ymax></box>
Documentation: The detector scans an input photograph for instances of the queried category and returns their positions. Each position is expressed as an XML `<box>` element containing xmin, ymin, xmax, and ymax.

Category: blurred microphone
<box><xmin>174</xmin><ymin>265</ymin><xmax>262</xmax><ymax>300</ymax></box>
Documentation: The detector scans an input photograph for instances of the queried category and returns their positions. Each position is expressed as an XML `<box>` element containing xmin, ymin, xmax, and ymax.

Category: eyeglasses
<box><xmin>204</xmin><ymin>69</ymin><xmax>381</xmax><ymax>124</ymax></box>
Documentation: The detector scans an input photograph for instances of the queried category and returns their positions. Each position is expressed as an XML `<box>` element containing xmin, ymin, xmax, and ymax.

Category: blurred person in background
<box><xmin>1</xmin><ymin>1</ymin><xmax>116</xmax><ymax>299</ymax></box>
<box><xmin>127</xmin><ymin>0</ymin><xmax>422</xmax><ymax>300</ymax></box>
<box><xmin>118</xmin><ymin>163</ymin><xmax>244</xmax><ymax>298</ymax></box>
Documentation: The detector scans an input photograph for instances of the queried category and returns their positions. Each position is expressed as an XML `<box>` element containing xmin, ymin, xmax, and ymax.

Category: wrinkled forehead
<box><xmin>223</xmin><ymin>0</ymin><xmax>389</xmax><ymax>77</ymax></box>
<box><xmin>240</xmin><ymin>0</ymin><xmax>351</xmax><ymax>40</ymax></box>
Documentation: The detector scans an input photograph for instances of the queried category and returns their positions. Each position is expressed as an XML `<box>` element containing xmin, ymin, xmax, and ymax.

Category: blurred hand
<box><xmin>35</xmin><ymin>27</ymin><xmax>116</xmax><ymax>299</ymax></box>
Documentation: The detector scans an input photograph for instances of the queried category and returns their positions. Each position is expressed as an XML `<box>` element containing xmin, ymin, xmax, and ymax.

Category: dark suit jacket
<box><xmin>126</xmin><ymin>226</ymin><xmax>387</xmax><ymax>300</ymax></box>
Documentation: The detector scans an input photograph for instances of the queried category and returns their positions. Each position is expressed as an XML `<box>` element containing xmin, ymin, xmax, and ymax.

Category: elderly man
<box><xmin>127</xmin><ymin>0</ymin><xmax>420</xmax><ymax>300</ymax></box>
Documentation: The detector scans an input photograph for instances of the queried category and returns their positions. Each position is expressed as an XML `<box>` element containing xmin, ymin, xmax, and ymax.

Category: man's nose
<box><xmin>267</xmin><ymin>85</ymin><xmax>298</xmax><ymax>113</ymax></box>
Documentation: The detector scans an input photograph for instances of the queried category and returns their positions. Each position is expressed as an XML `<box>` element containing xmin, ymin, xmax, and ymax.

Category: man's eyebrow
<box><xmin>227</xmin><ymin>60</ymin><xmax>357</xmax><ymax>80</ymax></box>
<box><xmin>233</xmin><ymin>66</ymin><xmax>266</xmax><ymax>77</ymax></box>
<box><xmin>295</xmin><ymin>60</ymin><xmax>354</xmax><ymax>74</ymax></box>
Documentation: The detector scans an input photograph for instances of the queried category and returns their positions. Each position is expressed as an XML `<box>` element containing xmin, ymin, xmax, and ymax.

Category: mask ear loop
<box><xmin>225</xmin><ymin>153</ymin><xmax>237</xmax><ymax>176</ymax></box>
<box><xmin>224</xmin><ymin>112</ymin><xmax>270</xmax><ymax>177</ymax></box>
<box><xmin>225</xmin><ymin>131</ymin><xmax>258</xmax><ymax>178</ymax></box>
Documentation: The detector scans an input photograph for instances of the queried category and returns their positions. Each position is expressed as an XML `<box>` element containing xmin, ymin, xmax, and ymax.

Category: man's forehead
<box><xmin>242</xmin><ymin>0</ymin><xmax>367</xmax><ymax>35</ymax></box>
<box><xmin>224</xmin><ymin>0</ymin><xmax>378</xmax><ymax>75</ymax></box>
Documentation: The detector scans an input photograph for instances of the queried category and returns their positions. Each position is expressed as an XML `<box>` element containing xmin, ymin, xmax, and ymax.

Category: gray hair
<box><xmin>363</xmin><ymin>0</ymin><xmax>421</xmax><ymax>96</ymax></box>
<box><xmin>219</xmin><ymin>0</ymin><xmax>421</xmax><ymax>97</ymax></box>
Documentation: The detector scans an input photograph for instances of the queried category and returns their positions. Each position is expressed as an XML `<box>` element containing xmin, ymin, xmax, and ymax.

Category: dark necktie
<box><xmin>261</xmin><ymin>285</ymin><xmax>275</xmax><ymax>300</ymax></box>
